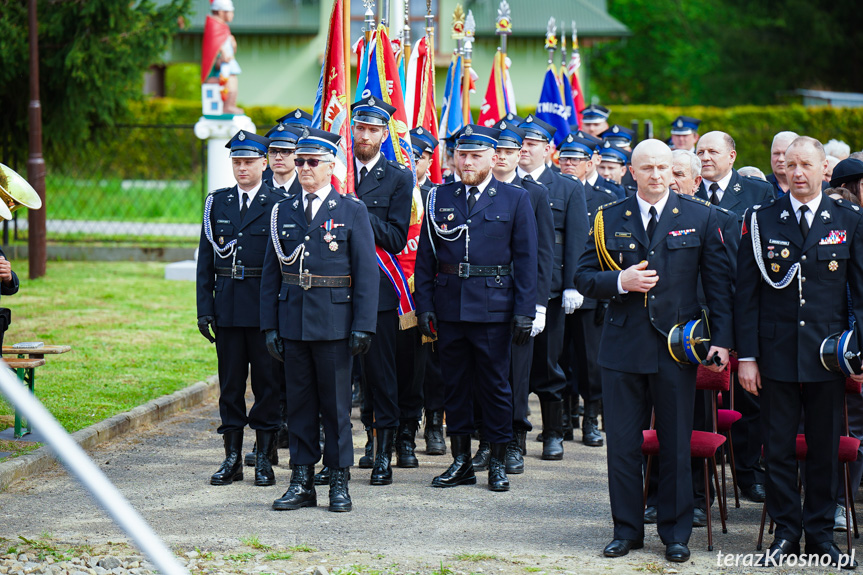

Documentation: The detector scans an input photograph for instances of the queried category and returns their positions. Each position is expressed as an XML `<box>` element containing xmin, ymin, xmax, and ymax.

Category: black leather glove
<box><xmin>197</xmin><ymin>316</ymin><xmax>216</xmax><ymax>344</ymax></box>
<box><xmin>418</xmin><ymin>311</ymin><xmax>438</xmax><ymax>339</ymax></box>
<box><xmin>350</xmin><ymin>331</ymin><xmax>372</xmax><ymax>356</ymax></box>
<box><xmin>264</xmin><ymin>329</ymin><xmax>284</xmax><ymax>362</ymax></box>
<box><xmin>511</xmin><ymin>314</ymin><xmax>533</xmax><ymax>346</ymax></box>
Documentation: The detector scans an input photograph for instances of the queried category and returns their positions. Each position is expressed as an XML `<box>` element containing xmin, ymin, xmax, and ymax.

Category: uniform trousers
<box><xmin>423</xmin><ymin>343</ymin><xmax>445</xmax><ymax>413</ymax></box>
<box><xmin>438</xmin><ymin>320</ymin><xmax>513</xmax><ymax>444</ymax></box>
<box><xmin>761</xmin><ymin>376</ymin><xmax>844</xmax><ymax>544</ymax></box>
<box><xmin>567</xmin><ymin>308</ymin><xmax>604</xmax><ymax>403</ymax></box>
<box><xmin>510</xmin><ymin>337</ymin><xmax>534</xmax><ymax>432</ymax></box>
<box><xmin>730</xmin><ymin>378</ymin><xmax>765</xmax><ymax>489</ymax></box>
<box><xmin>282</xmin><ymin>338</ymin><xmax>354</xmax><ymax>468</ymax></box>
<box><xmin>215</xmin><ymin>326</ymin><xmax>281</xmax><ymax>434</ymax></box>
<box><xmin>839</xmin><ymin>389</ymin><xmax>863</xmax><ymax>506</ymax></box>
<box><xmin>361</xmin><ymin>309</ymin><xmax>400</xmax><ymax>429</ymax></box>
<box><xmin>529</xmin><ymin>296</ymin><xmax>567</xmax><ymax>401</ymax></box>
<box><xmin>395</xmin><ymin>325</ymin><xmax>427</xmax><ymax>422</ymax></box>
<box><xmin>603</xmin><ymin>350</ymin><xmax>697</xmax><ymax>544</ymax></box>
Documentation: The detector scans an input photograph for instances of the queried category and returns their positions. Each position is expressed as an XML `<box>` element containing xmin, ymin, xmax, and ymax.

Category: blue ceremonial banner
<box><xmin>560</xmin><ymin>70</ymin><xmax>579</xmax><ymax>133</ymax></box>
<box><xmin>535</xmin><ymin>68</ymin><xmax>570</xmax><ymax>147</ymax></box>
<box><xmin>438</xmin><ymin>54</ymin><xmax>465</xmax><ymax>140</ymax></box>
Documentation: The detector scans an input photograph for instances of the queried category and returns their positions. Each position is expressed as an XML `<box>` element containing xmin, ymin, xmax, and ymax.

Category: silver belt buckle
<box><xmin>298</xmin><ymin>271</ymin><xmax>312</xmax><ymax>290</ymax></box>
<box><xmin>231</xmin><ymin>265</ymin><xmax>245</xmax><ymax>280</ymax></box>
<box><xmin>458</xmin><ymin>262</ymin><xmax>470</xmax><ymax>278</ymax></box>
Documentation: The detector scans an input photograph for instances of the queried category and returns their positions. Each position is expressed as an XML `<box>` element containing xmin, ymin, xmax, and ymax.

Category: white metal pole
<box><xmin>0</xmin><ymin>361</ymin><xmax>190</xmax><ymax>575</ymax></box>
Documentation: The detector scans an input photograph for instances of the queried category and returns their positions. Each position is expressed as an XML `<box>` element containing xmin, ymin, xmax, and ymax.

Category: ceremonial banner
<box><xmin>312</xmin><ymin>0</ymin><xmax>352</xmax><ymax>195</ymax></box>
<box><xmin>477</xmin><ymin>50</ymin><xmax>512</xmax><ymax>128</ymax></box>
<box><xmin>567</xmin><ymin>34</ymin><xmax>586</xmax><ymax>129</ymax></box>
<box><xmin>439</xmin><ymin>53</ymin><xmax>465</xmax><ymax>140</ymax></box>
<box><xmin>405</xmin><ymin>36</ymin><xmax>442</xmax><ymax>183</ymax></box>
<box><xmin>536</xmin><ymin>66</ymin><xmax>571</xmax><ymax>147</ymax></box>
<box><xmin>559</xmin><ymin>67</ymin><xmax>578</xmax><ymax>133</ymax></box>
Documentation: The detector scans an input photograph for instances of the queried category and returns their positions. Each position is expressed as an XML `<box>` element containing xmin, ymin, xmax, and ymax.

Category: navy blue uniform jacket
<box><xmin>511</xmin><ymin>174</ymin><xmax>554</xmax><ymax>306</ymax></box>
<box><xmin>697</xmin><ymin>169</ymin><xmax>775</xmax><ymax>219</ymax></box>
<box><xmin>259</xmin><ymin>187</ymin><xmax>379</xmax><ymax>341</ymax></box>
<box><xmin>414</xmin><ymin>178</ymin><xmax>538</xmax><ymax>323</ymax></box>
<box><xmin>576</xmin><ymin>192</ymin><xmax>734</xmax><ymax>373</ymax></box>
<box><xmin>354</xmin><ymin>155</ymin><xmax>414</xmax><ymax>312</ymax></box>
<box><xmin>735</xmin><ymin>193</ymin><xmax>863</xmax><ymax>382</ymax></box>
<box><xmin>197</xmin><ymin>183</ymin><xmax>291</xmax><ymax>327</ymax></box>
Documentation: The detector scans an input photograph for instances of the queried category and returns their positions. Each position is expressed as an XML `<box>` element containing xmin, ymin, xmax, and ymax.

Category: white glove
<box><xmin>531</xmin><ymin>305</ymin><xmax>546</xmax><ymax>337</ymax></box>
<box><xmin>563</xmin><ymin>289</ymin><xmax>584</xmax><ymax>314</ymax></box>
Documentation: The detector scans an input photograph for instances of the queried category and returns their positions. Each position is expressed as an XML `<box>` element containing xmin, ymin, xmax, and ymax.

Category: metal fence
<box><xmin>2</xmin><ymin>124</ymin><xmax>207</xmax><ymax>242</ymax></box>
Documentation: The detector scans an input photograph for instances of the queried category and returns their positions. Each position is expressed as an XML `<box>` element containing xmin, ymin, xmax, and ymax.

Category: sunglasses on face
<box><xmin>295</xmin><ymin>158</ymin><xmax>332</xmax><ymax>168</ymax></box>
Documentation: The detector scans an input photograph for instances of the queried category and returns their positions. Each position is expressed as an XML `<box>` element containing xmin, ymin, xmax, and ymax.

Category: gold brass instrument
<box><xmin>0</xmin><ymin>163</ymin><xmax>42</xmax><ymax>221</ymax></box>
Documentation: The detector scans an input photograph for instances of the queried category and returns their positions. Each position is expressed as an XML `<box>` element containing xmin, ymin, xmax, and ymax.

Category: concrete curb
<box><xmin>0</xmin><ymin>375</ymin><xmax>219</xmax><ymax>491</ymax></box>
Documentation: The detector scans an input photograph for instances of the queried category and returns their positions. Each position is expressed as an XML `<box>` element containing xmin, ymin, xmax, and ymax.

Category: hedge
<box><xmin>48</xmin><ymin>99</ymin><xmax>863</xmax><ymax>179</ymax></box>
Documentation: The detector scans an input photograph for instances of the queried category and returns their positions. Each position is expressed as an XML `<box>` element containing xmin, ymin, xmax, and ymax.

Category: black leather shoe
<box><xmin>272</xmin><ymin>465</ymin><xmax>316</xmax><ymax>510</ymax></box>
<box><xmin>643</xmin><ymin>506</ymin><xmax>657</xmax><ymax>524</ymax></box>
<box><xmin>693</xmin><ymin>507</ymin><xmax>707</xmax><ymax>528</ymax></box>
<box><xmin>740</xmin><ymin>482</ymin><xmax>766</xmax><ymax>503</ymax></box>
<box><xmin>665</xmin><ymin>543</ymin><xmax>690</xmax><ymax>563</ymax></box>
<box><xmin>804</xmin><ymin>541</ymin><xmax>857</xmax><ymax>569</ymax></box>
<box><xmin>254</xmin><ymin>430</ymin><xmax>277</xmax><ymax>486</ymax></box>
<box><xmin>603</xmin><ymin>539</ymin><xmax>643</xmax><ymax>558</ymax></box>
<box><xmin>328</xmin><ymin>467</ymin><xmax>352</xmax><ymax>512</ymax></box>
<box><xmin>211</xmin><ymin>431</ymin><xmax>244</xmax><ymax>485</ymax></box>
<box><xmin>505</xmin><ymin>439</ymin><xmax>524</xmax><ymax>474</ymax></box>
<box><xmin>472</xmin><ymin>438</ymin><xmax>491</xmax><ymax>471</ymax></box>
<box><xmin>488</xmin><ymin>443</ymin><xmax>510</xmax><ymax>492</ymax></box>
<box><xmin>582</xmin><ymin>401</ymin><xmax>604</xmax><ymax>446</ymax></box>
<box><xmin>396</xmin><ymin>420</ymin><xmax>419</xmax><ymax>468</ymax></box>
<box><xmin>424</xmin><ymin>410</ymin><xmax>446</xmax><ymax>455</ymax></box>
<box><xmin>244</xmin><ymin>442</ymin><xmax>257</xmax><ymax>467</ymax></box>
<box><xmin>314</xmin><ymin>465</ymin><xmax>331</xmax><ymax>486</ymax></box>
<box><xmin>540</xmin><ymin>400</ymin><xmax>564</xmax><ymax>460</ymax></box>
<box><xmin>516</xmin><ymin>429</ymin><xmax>527</xmax><ymax>456</ymax></box>
<box><xmin>358</xmin><ymin>427</ymin><xmax>374</xmax><ymax>468</ymax></box>
<box><xmin>370</xmin><ymin>427</ymin><xmax>395</xmax><ymax>485</ymax></box>
<box><xmin>756</xmin><ymin>539</ymin><xmax>800</xmax><ymax>567</ymax></box>
<box><xmin>432</xmin><ymin>435</ymin><xmax>477</xmax><ymax>487</ymax></box>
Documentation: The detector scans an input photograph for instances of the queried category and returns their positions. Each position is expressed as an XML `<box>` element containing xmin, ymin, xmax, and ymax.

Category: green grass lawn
<box><xmin>0</xmin><ymin>261</ymin><xmax>216</xmax><ymax>451</ymax></box>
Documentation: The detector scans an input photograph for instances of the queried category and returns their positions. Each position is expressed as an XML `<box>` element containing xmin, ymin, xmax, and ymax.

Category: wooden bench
<box><xmin>2</xmin><ymin>345</ymin><xmax>72</xmax><ymax>439</ymax></box>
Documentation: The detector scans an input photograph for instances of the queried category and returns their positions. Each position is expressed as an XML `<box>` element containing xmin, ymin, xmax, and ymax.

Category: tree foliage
<box><xmin>0</xmin><ymin>0</ymin><xmax>192</xmax><ymax>165</ymax></box>
<box><xmin>589</xmin><ymin>0</ymin><xmax>863</xmax><ymax>106</ymax></box>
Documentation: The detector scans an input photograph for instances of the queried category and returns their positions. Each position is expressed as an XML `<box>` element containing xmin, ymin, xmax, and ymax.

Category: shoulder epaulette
<box><xmin>835</xmin><ymin>198</ymin><xmax>862</xmax><ymax>213</ymax></box>
<box><xmin>388</xmin><ymin>159</ymin><xmax>406</xmax><ymax>170</ymax></box>
<box><xmin>679</xmin><ymin>194</ymin><xmax>712</xmax><ymax>207</ymax></box>
<box><xmin>752</xmin><ymin>198</ymin><xmax>776</xmax><ymax>211</ymax></box>
<box><xmin>597</xmin><ymin>197</ymin><xmax>625</xmax><ymax>211</ymax></box>
<box><xmin>209</xmin><ymin>187</ymin><xmax>231</xmax><ymax>196</ymax></box>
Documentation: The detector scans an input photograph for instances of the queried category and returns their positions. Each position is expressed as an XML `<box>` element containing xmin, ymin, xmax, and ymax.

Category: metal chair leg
<box><xmin>704</xmin><ymin>458</ymin><xmax>713</xmax><ymax>551</ymax></box>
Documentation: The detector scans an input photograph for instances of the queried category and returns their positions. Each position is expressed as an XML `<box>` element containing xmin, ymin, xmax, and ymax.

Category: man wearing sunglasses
<box><xmin>350</xmin><ymin>95</ymin><xmax>414</xmax><ymax>487</ymax></box>
<box><xmin>261</xmin><ymin>128</ymin><xmax>378</xmax><ymax>513</ymax></box>
<box><xmin>196</xmin><ymin>129</ymin><xmax>284</xmax><ymax>489</ymax></box>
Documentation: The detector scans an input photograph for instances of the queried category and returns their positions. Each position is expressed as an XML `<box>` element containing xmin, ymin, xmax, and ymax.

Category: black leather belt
<box><xmin>438</xmin><ymin>263</ymin><xmax>512</xmax><ymax>278</ymax></box>
<box><xmin>282</xmin><ymin>272</ymin><xmax>352</xmax><ymax>290</ymax></box>
<box><xmin>216</xmin><ymin>266</ymin><xmax>262</xmax><ymax>279</ymax></box>
<box><xmin>555</xmin><ymin>231</ymin><xmax>564</xmax><ymax>245</ymax></box>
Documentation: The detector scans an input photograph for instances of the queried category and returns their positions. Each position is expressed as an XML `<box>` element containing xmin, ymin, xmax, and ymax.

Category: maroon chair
<box><xmin>756</xmin><ymin>377</ymin><xmax>861</xmax><ymax>554</ymax></box>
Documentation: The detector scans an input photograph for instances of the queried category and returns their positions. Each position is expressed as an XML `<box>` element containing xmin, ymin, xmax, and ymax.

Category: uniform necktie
<box><xmin>240</xmin><ymin>192</ymin><xmax>249</xmax><ymax>221</ymax></box>
<box><xmin>359</xmin><ymin>166</ymin><xmax>368</xmax><ymax>186</ymax></box>
<box><xmin>467</xmin><ymin>186</ymin><xmax>479</xmax><ymax>212</ymax></box>
<box><xmin>709</xmin><ymin>182</ymin><xmax>720</xmax><ymax>205</ymax></box>
<box><xmin>523</xmin><ymin>174</ymin><xmax>534</xmax><ymax>182</ymax></box>
<box><xmin>305</xmin><ymin>193</ymin><xmax>317</xmax><ymax>224</ymax></box>
<box><xmin>646</xmin><ymin>206</ymin><xmax>658</xmax><ymax>240</ymax></box>
<box><xmin>799</xmin><ymin>205</ymin><xmax>810</xmax><ymax>240</ymax></box>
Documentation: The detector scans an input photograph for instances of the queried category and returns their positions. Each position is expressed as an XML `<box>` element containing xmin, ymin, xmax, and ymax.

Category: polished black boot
<box><xmin>396</xmin><ymin>420</ymin><xmax>419</xmax><ymax>468</ymax></box>
<box><xmin>516</xmin><ymin>429</ymin><xmax>527</xmax><ymax>456</ymax></box>
<box><xmin>562</xmin><ymin>395</ymin><xmax>574</xmax><ymax>441</ymax></box>
<box><xmin>370</xmin><ymin>427</ymin><xmax>395</xmax><ymax>485</ymax></box>
<box><xmin>471</xmin><ymin>429</ymin><xmax>491</xmax><ymax>471</ymax></box>
<box><xmin>432</xmin><ymin>435</ymin><xmax>477</xmax><ymax>487</ymax></box>
<box><xmin>424</xmin><ymin>410</ymin><xmax>446</xmax><ymax>455</ymax></box>
<box><xmin>244</xmin><ymin>443</ymin><xmax>257</xmax><ymax>467</ymax></box>
<box><xmin>358</xmin><ymin>427</ymin><xmax>374</xmax><ymax>468</ymax></box>
<box><xmin>328</xmin><ymin>467</ymin><xmax>352</xmax><ymax>512</ymax></box>
<box><xmin>505</xmin><ymin>438</ymin><xmax>524</xmax><ymax>474</ymax></box>
<box><xmin>540</xmin><ymin>400</ymin><xmax>565</xmax><ymax>461</ymax></box>
<box><xmin>254</xmin><ymin>430</ymin><xmax>277</xmax><ymax>486</ymax></box>
<box><xmin>276</xmin><ymin>400</ymin><xmax>290</xmax><ymax>449</ymax></box>
<box><xmin>582</xmin><ymin>400</ymin><xmax>604</xmax><ymax>447</ymax></box>
<box><xmin>211</xmin><ymin>430</ymin><xmax>244</xmax><ymax>485</ymax></box>
<box><xmin>314</xmin><ymin>465</ymin><xmax>330</xmax><ymax>485</ymax></box>
<box><xmin>488</xmin><ymin>442</ymin><xmax>510</xmax><ymax>492</ymax></box>
<box><xmin>272</xmin><ymin>464</ymin><xmax>316</xmax><ymax>510</ymax></box>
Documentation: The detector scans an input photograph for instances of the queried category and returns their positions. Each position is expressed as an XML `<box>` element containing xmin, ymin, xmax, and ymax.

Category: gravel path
<box><xmin>0</xmin><ymin>394</ymin><xmax>852</xmax><ymax>574</ymax></box>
